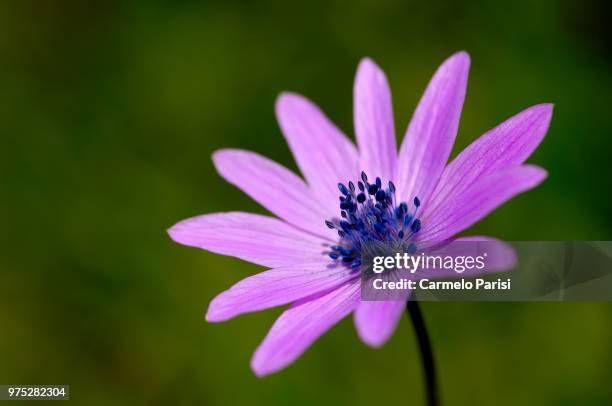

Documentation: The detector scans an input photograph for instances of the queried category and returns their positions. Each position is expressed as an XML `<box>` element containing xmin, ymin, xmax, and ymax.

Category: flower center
<box><xmin>325</xmin><ymin>171</ymin><xmax>422</xmax><ymax>269</ymax></box>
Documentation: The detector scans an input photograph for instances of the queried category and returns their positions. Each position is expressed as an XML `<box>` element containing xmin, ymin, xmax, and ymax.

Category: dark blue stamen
<box><xmin>395</xmin><ymin>207</ymin><xmax>404</xmax><ymax>218</ymax></box>
<box><xmin>374</xmin><ymin>223</ymin><xmax>386</xmax><ymax>234</ymax></box>
<box><xmin>339</xmin><ymin>221</ymin><xmax>351</xmax><ymax>233</ymax></box>
<box><xmin>403</xmin><ymin>214</ymin><xmax>413</xmax><ymax>226</ymax></box>
<box><xmin>340</xmin><ymin>201</ymin><xmax>352</xmax><ymax>211</ymax></box>
<box><xmin>340</xmin><ymin>247</ymin><xmax>354</xmax><ymax>256</ymax></box>
<box><xmin>325</xmin><ymin>171</ymin><xmax>423</xmax><ymax>270</ymax></box>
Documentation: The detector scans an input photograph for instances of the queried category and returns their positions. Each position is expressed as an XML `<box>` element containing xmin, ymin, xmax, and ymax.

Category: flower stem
<box><xmin>406</xmin><ymin>300</ymin><xmax>439</xmax><ymax>406</ymax></box>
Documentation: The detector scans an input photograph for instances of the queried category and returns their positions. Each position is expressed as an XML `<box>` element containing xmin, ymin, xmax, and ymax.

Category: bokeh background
<box><xmin>1</xmin><ymin>0</ymin><xmax>611</xmax><ymax>404</ymax></box>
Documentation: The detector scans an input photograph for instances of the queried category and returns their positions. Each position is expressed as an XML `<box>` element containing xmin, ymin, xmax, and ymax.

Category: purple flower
<box><xmin>168</xmin><ymin>52</ymin><xmax>552</xmax><ymax>376</ymax></box>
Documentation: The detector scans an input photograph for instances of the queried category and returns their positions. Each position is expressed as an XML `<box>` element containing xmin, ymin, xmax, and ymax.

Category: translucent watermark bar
<box><xmin>359</xmin><ymin>241</ymin><xmax>612</xmax><ymax>301</ymax></box>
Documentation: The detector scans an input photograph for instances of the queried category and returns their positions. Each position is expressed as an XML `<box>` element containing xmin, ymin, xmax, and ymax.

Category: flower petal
<box><xmin>168</xmin><ymin>212</ymin><xmax>327</xmax><ymax>268</ymax></box>
<box><xmin>276</xmin><ymin>92</ymin><xmax>359</xmax><ymax>206</ymax></box>
<box><xmin>452</xmin><ymin>236</ymin><xmax>516</xmax><ymax>272</ymax></box>
<box><xmin>206</xmin><ymin>262</ymin><xmax>358</xmax><ymax>322</ymax></box>
<box><xmin>427</xmin><ymin>236</ymin><xmax>517</xmax><ymax>276</ymax></box>
<box><xmin>251</xmin><ymin>281</ymin><xmax>360</xmax><ymax>377</ymax></box>
<box><xmin>397</xmin><ymin>52</ymin><xmax>470</xmax><ymax>205</ymax></box>
<box><xmin>213</xmin><ymin>149</ymin><xmax>334</xmax><ymax>239</ymax></box>
<box><xmin>354</xmin><ymin>58</ymin><xmax>397</xmax><ymax>181</ymax></box>
<box><xmin>354</xmin><ymin>300</ymin><xmax>407</xmax><ymax>348</ymax></box>
<box><xmin>426</xmin><ymin>104</ymin><xmax>553</xmax><ymax>218</ymax></box>
<box><xmin>419</xmin><ymin>165</ymin><xmax>547</xmax><ymax>241</ymax></box>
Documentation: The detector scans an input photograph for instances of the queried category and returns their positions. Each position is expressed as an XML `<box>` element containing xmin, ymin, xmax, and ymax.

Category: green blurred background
<box><xmin>1</xmin><ymin>0</ymin><xmax>611</xmax><ymax>404</ymax></box>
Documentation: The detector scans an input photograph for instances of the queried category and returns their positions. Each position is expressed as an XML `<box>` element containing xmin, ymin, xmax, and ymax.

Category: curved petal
<box><xmin>213</xmin><ymin>149</ymin><xmax>334</xmax><ymax>239</ymax></box>
<box><xmin>354</xmin><ymin>300</ymin><xmax>406</xmax><ymax>348</ymax></box>
<box><xmin>426</xmin><ymin>104</ymin><xmax>553</xmax><ymax>218</ymax></box>
<box><xmin>397</xmin><ymin>52</ymin><xmax>470</xmax><ymax>205</ymax></box>
<box><xmin>419</xmin><ymin>165</ymin><xmax>547</xmax><ymax>241</ymax></box>
<box><xmin>276</xmin><ymin>92</ymin><xmax>359</xmax><ymax>207</ymax></box>
<box><xmin>354</xmin><ymin>58</ymin><xmax>397</xmax><ymax>181</ymax></box>
<box><xmin>168</xmin><ymin>212</ymin><xmax>327</xmax><ymax>268</ymax></box>
<box><xmin>251</xmin><ymin>280</ymin><xmax>360</xmax><ymax>377</ymax></box>
<box><xmin>451</xmin><ymin>236</ymin><xmax>516</xmax><ymax>272</ymax></box>
<box><xmin>427</xmin><ymin>236</ymin><xmax>517</xmax><ymax>277</ymax></box>
<box><xmin>206</xmin><ymin>261</ymin><xmax>358</xmax><ymax>322</ymax></box>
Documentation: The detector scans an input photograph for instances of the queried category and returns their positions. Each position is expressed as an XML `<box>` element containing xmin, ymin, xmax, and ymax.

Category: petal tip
<box><xmin>212</xmin><ymin>148</ymin><xmax>253</xmax><ymax>177</ymax></box>
<box><xmin>354</xmin><ymin>317</ymin><xmax>391</xmax><ymax>348</ymax></box>
<box><xmin>211</xmin><ymin>148</ymin><xmax>229</xmax><ymax>159</ymax></box>
<box><xmin>357</xmin><ymin>57</ymin><xmax>379</xmax><ymax>72</ymax></box>
<box><xmin>166</xmin><ymin>222</ymin><xmax>185</xmax><ymax>244</ymax></box>
<box><xmin>359</xmin><ymin>334</ymin><xmax>387</xmax><ymax>349</ymax></box>
<box><xmin>205</xmin><ymin>292</ymin><xmax>236</xmax><ymax>323</ymax></box>
<box><xmin>204</xmin><ymin>306</ymin><xmax>225</xmax><ymax>323</ymax></box>
<box><xmin>211</xmin><ymin>148</ymin><xmax>234</xmax><ymax>166</ymax></box>
<box><xmin>275</xmin><ymin>92</ymin><xmax>312</xmax><ymax>121</ymax></box>
<box><xmin>523</xmin><ymin>165</ymin><xmax>549</xmax><ymax>185</ymax></box>
<box><xmin>275</xmin><ymin>91</ymin><xmax>303</xmax><ymax>109</ymax></box>
<box><xmin>250</xmin><ymin>352</ymin><xmax>274</xmax><ymax>378</ymax></box>
<box><xmin>539</xmin><ymin>103</ymin><xmax>554</xmax><ymax>125</ymax></box>
<box><xmin>530</xmin><ymin>102</ymin><xmax>554</xmax><ymax>117</ymax></box>
<box><xmin>451</xmin><ymin>50</ymin><xmax>471</xmax><ymax>64</ymax></box>
<box><xmin>436</xmin><ymin>51</ymin><xmax>471</xmax><ymax>78</ymax></box>
<box><xmin>505</xmin><ymin>248</ymin><xmax>518</xmax><ymax>270</ymax></box>
<box><xmin>540</xmin><ymin>103</ymin><xmax>554</xmax><ymax>125</ymax></box>
<box><xmin>439</xmin><ymin>51</ymin><xmax>471</xmax><ymax>71</ymax></box>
